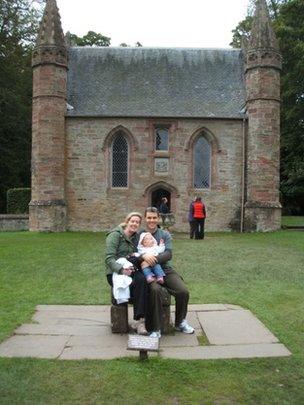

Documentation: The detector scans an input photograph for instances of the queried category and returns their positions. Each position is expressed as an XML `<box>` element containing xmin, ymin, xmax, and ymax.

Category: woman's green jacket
<box><xmin>105</xmin><ymin>225</ymin><xmax>139</xmax><ymax>275</ymax></box>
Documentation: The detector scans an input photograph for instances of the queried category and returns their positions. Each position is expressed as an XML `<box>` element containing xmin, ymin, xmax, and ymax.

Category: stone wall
<box><xmin>0</xmin><ymin>215</ymin><xmax>29</xmax><ymax>231</ymax></box>
<box><xmin>65</xmin><ymin>117</ymin><xmax>244</xmax><ymax>232</ymax></box>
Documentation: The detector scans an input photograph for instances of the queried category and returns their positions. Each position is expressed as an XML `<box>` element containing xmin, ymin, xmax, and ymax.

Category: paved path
<box><xmin>0</xmin><ymin>304</ymin><xmax>291</xmax><ymax>360</ymax></box>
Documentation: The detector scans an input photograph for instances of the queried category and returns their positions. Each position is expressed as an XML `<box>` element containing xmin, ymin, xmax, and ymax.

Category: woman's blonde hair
<box><xmin>121</xmin><ymin>211</ymin><xmax>142</xmax><ymax>227</ymax></box>
<box><xmin>125</xmin><ymin>211</ymin><xmax>142</xmax><ymax>222</ymax></box>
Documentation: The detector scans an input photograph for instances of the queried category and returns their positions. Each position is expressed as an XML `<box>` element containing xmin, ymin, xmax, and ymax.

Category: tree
<box><xmin>276</xmin><ymin>0</ymin><xmax>304</xmax><ymax>213</ymax></box>
<box><xmin>0</xmin><ymin>0</ymin><xmax>140</xmax><ymax>213</ymax></box>
<box><xmin>69</xmin><ymin>31</ymin><xmax>111</xmax><ymax>47</ymax></box>
<box><xmin>0</xmin><ymin>0</ymin><xmax>43</xmax><ymax>212</ymax></box>
<box><xmin>230</xmin><ymin>0</ymin><xmax>286</xmax><ymax>48</ymax></box>
<box><xmin>231</xmin><ymin>0</ymin><xmax>304</xmax><ymax>213</ymax></box>
<box><xmin>230</xmin><ymin>16</ymin><xmax>253</xmax><ymax>48</ymax></box>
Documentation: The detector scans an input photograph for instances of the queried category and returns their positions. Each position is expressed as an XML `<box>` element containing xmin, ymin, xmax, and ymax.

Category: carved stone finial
<box><xmin>65</xmin><ymin>31</ymin><xmax>71</xmax><ymax>48</ymax></box>
<box><xmin>32</xmin><ymin>0</ymin><xmax>67</xmax><ymax>67</ymax></box>
<box><xmin>246</xmin><ymin>0</ymin><xmax>281</xmax><ymax>71</ymax></box>
<box><xmin>249</xmin><ymin>0</ymin><xmax>279</xmax><ymax>50</ymax></box>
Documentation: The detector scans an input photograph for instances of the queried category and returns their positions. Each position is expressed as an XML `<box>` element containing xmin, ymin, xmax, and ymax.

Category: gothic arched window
<box><xmin>193</xmin><ymin>135</ymin><xmax>211</xmax><ymax>189</ymax></box>
<box><xmin>112</xmin><ymin>131</ymin><xmax>128</xmax><ymax>188</ymax></box>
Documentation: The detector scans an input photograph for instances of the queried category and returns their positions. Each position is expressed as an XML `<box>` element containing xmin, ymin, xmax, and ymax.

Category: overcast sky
<box><xmin>55</xmin><ymin>0</ymin><xmax>250</xmax><ymax>48</ymax></box>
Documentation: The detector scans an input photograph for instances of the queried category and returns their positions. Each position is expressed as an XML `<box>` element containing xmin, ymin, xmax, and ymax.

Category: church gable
<box><xmin>66</xmin><ymin>47</ymin><xmax>246</xmax><ymax>119</ymax></box>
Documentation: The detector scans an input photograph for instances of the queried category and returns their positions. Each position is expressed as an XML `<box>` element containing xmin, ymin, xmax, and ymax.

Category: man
<box><xmin>191</xmin><ymin>196</ymin><xmax>206</xmax><ymax>240</ymax></box>
<box><xmin>159</xmin><ymin>197</ymin><xmax>169</xmax><ymax>227</ymax></box>
<box><xmin>140</xmin><ymin>207</ymin><xmax>194</xmax><ymax>338</ymax></box>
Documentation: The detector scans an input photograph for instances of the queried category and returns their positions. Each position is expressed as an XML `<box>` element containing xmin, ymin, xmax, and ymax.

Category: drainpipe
<box><xmin>240</xmin><ymin>117</ymin><xmax>246</xmax><ymax>233</ymax></box>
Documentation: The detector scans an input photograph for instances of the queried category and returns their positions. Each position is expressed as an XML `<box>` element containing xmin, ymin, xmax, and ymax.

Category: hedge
<box><xmin>7</xmin><ymin>188</ymin><xmax>31</xmax><ymax>214</ymax></box>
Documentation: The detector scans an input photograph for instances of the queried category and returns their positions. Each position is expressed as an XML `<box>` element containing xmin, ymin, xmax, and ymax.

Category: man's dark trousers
<box><xmin>146</xmin><ymin>268</ymin><xmax>189</xmax><ymax>331</ymax></box>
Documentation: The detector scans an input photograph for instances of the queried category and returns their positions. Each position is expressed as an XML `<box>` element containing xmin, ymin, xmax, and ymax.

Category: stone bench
<box><xmin>111</xmin><ymin>286</ymin><xmax>172</xmax><ymax>334</ymax></box>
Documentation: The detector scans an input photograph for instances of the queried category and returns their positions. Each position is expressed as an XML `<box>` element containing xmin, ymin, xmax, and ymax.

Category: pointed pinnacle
<box><xmin>32</xmin><ymin>0</ymin><xmax>67</xmax><ymax>67</ymax></box>
<box><xmin>249</xmin><ymin>0</ymin><xmax>279</xmax><ymax>50</ymax></box>
<box><xmin>36</xmin><ymin>0</ymin><xmax>66</xmax><ymax>48</ymax></box>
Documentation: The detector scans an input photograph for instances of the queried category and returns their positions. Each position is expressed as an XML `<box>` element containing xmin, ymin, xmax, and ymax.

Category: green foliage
<box><xmin>69</xmin><ymin>31</ymin><xmax>111</xmax><ymax>47</ymax></box>
<box><xmin>0</xmin><ymin>0</ymin><xmax>43</xmax><ymax>213</ymax></box>
<box><xmin>0</xmin><ymin>0</ymin><xmax>42</xmax><ymax>47</ymax></box>
<box><xmin>231</xmin><ymin>0</ymin><xmax>304</xmax><ymax>213</ymax></box>
<box><xmin>6</xmin><ymin>187</ymin><xmax>31</xmax><ymax>213</ymax></box>
<box><xmin>230</xmin><ymin>16</ymin><xmax>253</xmax><ymax>48</ymax></box>
<box><xmin>276</xmin><ymin>0</ymin><xmax>304</xmax><ymax>213</ymax></box>
<box><xmin>0</xmin><ymin>0</ymin><xmax>142</xmax><ymax>215</ymax></box>
<box><xmin>0</xmin><ymin>231</ymin><xmax>304</xmax><ymax>402</ymax></box>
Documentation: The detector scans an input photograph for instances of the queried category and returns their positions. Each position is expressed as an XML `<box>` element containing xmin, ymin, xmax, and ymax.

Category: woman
<box><xmin>105</xmin><ymin>212</ymin><xmax>148</xmax><ymax>335</ymax></box>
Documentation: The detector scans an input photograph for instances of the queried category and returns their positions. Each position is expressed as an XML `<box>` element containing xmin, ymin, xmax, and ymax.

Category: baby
<box><xmin>137</xmin><ymin>232</ymin><xmax>166</xmax><ymax>284</ymax></box>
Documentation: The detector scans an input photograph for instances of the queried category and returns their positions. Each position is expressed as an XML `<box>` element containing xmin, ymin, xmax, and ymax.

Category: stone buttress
<box><xmin>244</xmin><ymin>0</ymin><xmax>282</xmax><ymax>231</ymax></box>
<box><xmin>30</xmin><ymin>0</ymin><xmax>68</xmax><ymax>231</ymax></box>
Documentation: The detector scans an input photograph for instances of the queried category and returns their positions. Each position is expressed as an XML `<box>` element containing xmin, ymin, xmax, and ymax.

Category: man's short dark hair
<box><xmin>144</xmin><ymin>206</ymin><xmax>159</xmax><ymax>216</ymax></box>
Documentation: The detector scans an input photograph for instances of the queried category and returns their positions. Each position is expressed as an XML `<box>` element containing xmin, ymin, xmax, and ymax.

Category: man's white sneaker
<box><xmin>149</xmin><ymin>330</ymin><xmax>161</xmax><ymax>338</ymax></box>
<box><xmin>175</xmin><ymin>319</ymin><xmax>194</xmax><ymax>334</ymax></box>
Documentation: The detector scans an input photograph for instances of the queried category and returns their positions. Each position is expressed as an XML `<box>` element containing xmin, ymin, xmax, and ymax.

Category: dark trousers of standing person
<box><xmin>107</xmin><ymin>271</ymin><xmax>149</xmax><ymax>320</ymax></box>
<box><xmin>189</xmin><ymin>221</ymin><xmax>196</xmax><ymax>239</ymax></box>
<box><xmin>145</xmin><ymin>268</ymin><xmax>189</xmax><ymax>331</ymax></box>
<box><xmin>194</xmin><ymin>218</ymin><xmax>205</xmax><ymax>240</ymax></box>
<box><xmin>161</xmin><ymin>214</ymin><xmax>166</xmax><ymax>227</ymax></box>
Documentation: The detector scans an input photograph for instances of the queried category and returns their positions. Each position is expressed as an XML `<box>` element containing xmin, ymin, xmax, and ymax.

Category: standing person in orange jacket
<box><xmin>191</xmin><ymin>196</ymin><xmax>206</xmax><ymax>240</ymax></box>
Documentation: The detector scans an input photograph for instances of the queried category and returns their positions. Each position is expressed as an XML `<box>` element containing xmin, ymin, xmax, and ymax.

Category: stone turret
<box><xmin>244</xmin><ymin>0</ymin><xmax>282</xmax><ymax>231</ymax></box>
<box><xmin>29</xmin><ymin>0</ymin><xmax>68</xmax><ymax>231</ymax></box>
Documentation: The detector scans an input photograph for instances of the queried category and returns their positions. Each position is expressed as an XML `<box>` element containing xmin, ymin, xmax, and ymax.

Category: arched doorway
<box><xmin>151</xmin><ymin>188</ymin><xmax>171</xmax><ymax>211</ymax></box>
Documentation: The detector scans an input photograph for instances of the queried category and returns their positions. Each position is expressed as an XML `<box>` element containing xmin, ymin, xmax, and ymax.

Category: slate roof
<box><xmin>66</xmin><ymin>47</ymin><xmax>246</xmax><ymax>119</ymax></box>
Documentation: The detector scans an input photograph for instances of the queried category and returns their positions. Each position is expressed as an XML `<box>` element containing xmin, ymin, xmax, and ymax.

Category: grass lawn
<box><xmin>281</xmin><ymin>216</ymin><xmax>304</xmax><ymax>227</ymax></box>
<box><xmin>0</xmin><ymin>231</ymin><xmax>304</xmax><ymax>404</ymax></box>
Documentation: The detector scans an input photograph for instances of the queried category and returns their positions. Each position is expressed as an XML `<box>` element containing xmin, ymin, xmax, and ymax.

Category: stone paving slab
<box><xmin>15</xmin><ymin>324</ymin><xmax>107</xmax><ymax>337</ymax></box>
<box><xmin>161</xmin><ymin>343</ymin><xmax>291</xmax><ymax>360</ymax></box>
<box><xmin>60</xmin><ymin>334</ymin><xmax>158</xmax><ymax>360</ymax></box>
<box><xmin>68</xmin><ymin>332</ymin><xmax>128</xmax><ymax>348</ymax></box>
<box><xmin>37</xmin><ymin>318</ymin><xmax>108</xmax><ymax>327</ymax></box>
<box><xmin>0</xmin><ymin>304</ymin><xmax>291</xmax><ymax>360</ymax></box>
<box><xmin>160</xmin><ymin>333</ymin><xmax>199</xmax><ymax>347</ymax></box>
<box><xmin>33</xmin><ymin>310</ymin><xmax>110</xmax><ymax>324</ymax></box>
<box><xmin>197</xmin><ymin>310</ymin><xmax>279</xmax><ymax>345</ymax></box>
<box><xmin>0</xmin><ymin>335</ymin><xmax>69</xmax><ymax>359</ymax></box>
<box><xmin>60</xmin><ymin>345</ymin><xmax>139</xmax><ymax>360</ymax></box>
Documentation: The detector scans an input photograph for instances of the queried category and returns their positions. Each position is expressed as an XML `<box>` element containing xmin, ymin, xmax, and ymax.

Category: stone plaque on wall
<box><xmin>154</xmin><ymin>158</ymin><xmax>169</xmax><ymax>174</ymax></box>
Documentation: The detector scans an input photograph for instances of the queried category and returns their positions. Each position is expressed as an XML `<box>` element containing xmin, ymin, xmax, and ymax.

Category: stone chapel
<box><xmin>29</xmin><ymin>0</ymin><xmax>282</xmax><ymax>232</ymax></box>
